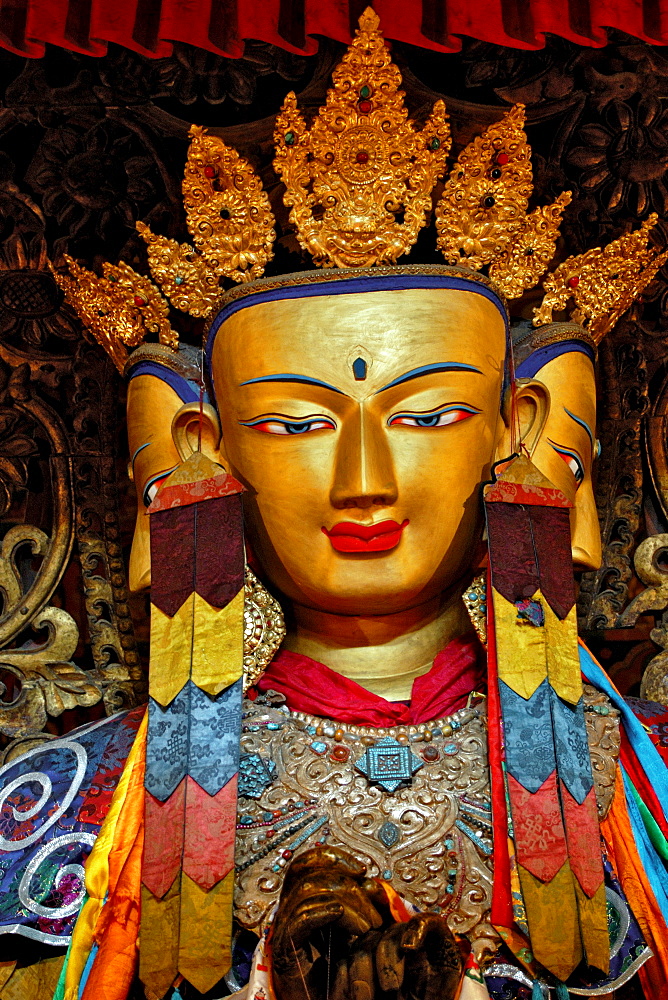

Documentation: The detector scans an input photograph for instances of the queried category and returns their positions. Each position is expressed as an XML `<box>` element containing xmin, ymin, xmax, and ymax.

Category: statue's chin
<box><xmin>264</xmin><ymin>566</ymin><xmax>467</xmax><ymax>619</ymax></box>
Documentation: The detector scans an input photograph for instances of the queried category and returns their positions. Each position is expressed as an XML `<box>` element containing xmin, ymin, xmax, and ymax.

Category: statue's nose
<box><xmin>329</xmin><ymin>405</ymin><xmax>399</xmax><ymax>510</ymax></box>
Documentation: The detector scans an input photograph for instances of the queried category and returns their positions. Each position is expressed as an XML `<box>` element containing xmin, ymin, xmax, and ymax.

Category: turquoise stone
<box><xmin>378</xmin><ymin>821</ymin><xmax>400</xmax><ymax>848</ymax></box>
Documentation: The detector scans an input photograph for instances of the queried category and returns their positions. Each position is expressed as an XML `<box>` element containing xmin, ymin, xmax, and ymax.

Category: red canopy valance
<box><xmin>1</xmin><ymin>0</ymin><xmax>668</xmax><ymax>58</ymax></box>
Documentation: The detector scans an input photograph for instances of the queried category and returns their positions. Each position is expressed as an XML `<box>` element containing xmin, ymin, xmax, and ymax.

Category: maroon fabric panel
<box><xmin>485</xmin><ymin>502</ymin><xmax>539</xmax><ymax>605</ymax></box>
<box><xmin>150</xmin><ymin>504</ymin><xmax>196</xmax><ymax>618</ymax></box>
<box><xmin>8</xmin><ymin>0</ymin><xmax>668</xmax><ymax>60</ymax></box>
<box><xmin>194</xmin><ymin>494</ymin><xmax>244</xmax><ymax>609</ymax></box>
<box><xmin>529</xmin><ymin>505</ymin><xmax>576</xmax><ymax>620</ymax></box>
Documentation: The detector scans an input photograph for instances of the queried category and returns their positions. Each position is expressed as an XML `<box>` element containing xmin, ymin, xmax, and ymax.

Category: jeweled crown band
<box><xmin>203</xmin><ymin>266</ymin><xmax>511</xmax><ymax>402</ymax></box>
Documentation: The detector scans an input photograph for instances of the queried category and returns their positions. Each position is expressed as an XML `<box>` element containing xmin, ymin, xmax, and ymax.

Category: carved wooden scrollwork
<box><xmin>0</xmin><ymin>364</ymin><xmax>136</xmax><ymax>735</ymax></box>
<box><xmin>0</xmin><ymin>386</ymin><xmax>74</xmax><ymax>648</ymax></box>
<box><xmin>578</xmin><ymin>329</ymin><xmax>648</xmax><ymax>631</ymax></box>
<box><xmin>615</xmin><ymin>534</ymin><xmax>668</xmax><ymax>702</ymax></box>
<box><xmin>0</xmin><ymin>226</ymin><xmax>143</xmax><ymax>739</ymax></box>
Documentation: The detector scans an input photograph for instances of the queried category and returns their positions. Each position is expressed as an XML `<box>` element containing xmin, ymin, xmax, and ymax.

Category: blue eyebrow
<box><xmin>239</xmin><ymin>374</ymin><xmax>344</xmax><ymax>395</ymax></box>
<box><xmin>375</xmin><ymin>363</ymin><xmax>483</xmax><ymax>394</ymax></box>
<box><xmin>564</xmin><ymin>408</ymin><xmax>594</xmax><ymax>450</ymax></box>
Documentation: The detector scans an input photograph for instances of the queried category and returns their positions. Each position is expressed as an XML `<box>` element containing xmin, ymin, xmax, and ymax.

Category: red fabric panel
<box><xmin>256</xmin><ymin>635</ymin><xmax>484</xmax><ymax>726</ymax></box>
<box><xmin>183</xmin><ymin>775</ymin><xmax>238</xmax><ymax>890</ymax></box>
<box><xmin>486</xmin><ymin>581</ymin><xmax>514</xmax><ymax>929</ymax></box>
<box><xmin>8</xmin><ymin>0</ymin><xmax>668</xmax><ymax>60</ymax></box>
<box><xmin>142</xmin><ymin>780</ymin><xmax>186</xmax><ymax>898</ymax></box>
<box><xmin>507</xmin><ymin>771</ymin><xmax>568</xmax><ymax>883</ymax></box>
<box><xmin>147</xmin><ymin>470</ymin><xmax>244</xmax><ymax>513</ymax></box>
<box><xmin>560</xmin><ymin>782</ymin><xmax>604</xmax><ymax>897</ymax></box>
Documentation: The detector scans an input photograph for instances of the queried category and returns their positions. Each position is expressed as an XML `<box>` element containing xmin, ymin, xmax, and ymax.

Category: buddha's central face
<box><xmin>211</xmin><ymin>287</ymin><xmax>507</xmax><ymax>615</ymax></box>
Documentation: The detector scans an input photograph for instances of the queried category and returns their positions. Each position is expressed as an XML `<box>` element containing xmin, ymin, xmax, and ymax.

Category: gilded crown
<box><xmin>54</xmin><ymin>7</ymin><xmax>667</xmax><ymax>372</ymax></box>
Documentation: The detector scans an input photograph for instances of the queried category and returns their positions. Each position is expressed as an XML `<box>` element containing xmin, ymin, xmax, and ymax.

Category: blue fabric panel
<box><xmin>515</xmin><ymin>340</ymin><xmax>594</xmax><ymax>378</ymax></box>
<box><xmin>549</xmin><ymin>689</ymin><xmax>593</xmax><ymax>804</ymax></box>
<box><xmin>79</xmin><ymin>942</ymin><xmax>98</xmax><ymax>995</ymax></box>
<box><xmin>146</xmin><ymin>687</ymin><xmax>189</xmax><ymax>799</ymax></box>
<box><xmin>580</xmin><ymin>644</ymin><xmax>668</xmax><ymax>824</ymax></box>
<box><xmin>188</xmin><ymin>678</ymin><xmax>242</xmax><ymax>795</ymax></box>
<box><xmin>499</xmin><ymin>679</ymin><xmax>556</xmax><ymax>792</ymax></box>
<box><xmin>146</xmin><ymin>679</ymin><xmax>242</xmax><ymax>800</ymax></box>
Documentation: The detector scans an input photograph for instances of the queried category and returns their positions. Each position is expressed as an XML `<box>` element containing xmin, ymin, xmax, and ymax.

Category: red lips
<box><xmin>322</xmin><ymin>519</ymin><xmax>409</xmax><ymax>553</ymax></box>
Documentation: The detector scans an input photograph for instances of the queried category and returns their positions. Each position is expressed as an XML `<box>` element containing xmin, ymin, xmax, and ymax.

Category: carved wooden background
<box><xmin>1</xmin><ymin>32</ymin><xmax>668</xmax><ymax>749</ymax></box>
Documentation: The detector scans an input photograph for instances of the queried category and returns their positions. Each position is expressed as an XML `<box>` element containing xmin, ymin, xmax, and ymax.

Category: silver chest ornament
<box><xmin>233</xmin><ymin>687</ymin><xmax>620</xmax><ymax>965</ymax></box>
<box><xmin>234</xmin><ymin>695</ymin><xmax>499</xmax><ymax>960</ymax></box>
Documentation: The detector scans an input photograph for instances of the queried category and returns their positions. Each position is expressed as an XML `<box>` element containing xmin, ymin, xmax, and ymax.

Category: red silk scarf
<box><xmin>256</xmin><ymin>635</ymin><xmax>484</xmax><ymax>726</ymax></box>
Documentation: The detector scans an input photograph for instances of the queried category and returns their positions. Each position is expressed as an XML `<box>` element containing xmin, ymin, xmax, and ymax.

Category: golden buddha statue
<box><xmin>3</xmin><ymin>9</ymin><xmax>668</xmax><ymax>1000</ymax></box>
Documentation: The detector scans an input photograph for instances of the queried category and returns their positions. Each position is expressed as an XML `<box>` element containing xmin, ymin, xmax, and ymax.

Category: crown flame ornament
<box><xmin>53</xmin><ymin>7</ymin><xmax>667</xmax><ymax>373</ymax></box>
<box><xmin>273</xmin><ymin>12</ymin><xmax>451</xmax><ymax>269</ymax></box>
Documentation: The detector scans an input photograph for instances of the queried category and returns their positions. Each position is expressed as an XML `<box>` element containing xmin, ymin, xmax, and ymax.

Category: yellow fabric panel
<box><xmin>517</xmin><ymin>861</ymin><xmax>582</xmax><ymax>981</ymax></box>
<box><xmin>0</xmin><ymin>956</ymin><xmax>64</xmax><ymax>1000</ymax></box>
<box><xmin>139</xmin><ymin>879</ymin><xmax>180</xmax><ymax>999</ymax></box>
<box><xmin>150</xmin><ymin>590</ymin><xmax>243</xmax><ymax>705</ymax></box>
<box><xmin>178</xmin><ymin>871</ymin><xmax>234</xmax><ymax>994</ymax></box>
<box><xmin>64</xmin><ymin>711</ymin><xmax>148</xmax><ymax>1000</ymax></box>
<box><xmin>0</xmin><ymin>962</ymin><xmax>15</xmax><ymax>992</ymax></box>
<box><xmin>160</xmin><ymin>451</ymin><xmax>222</xmax><ymax>489</ymax></box>
<box><xmin>544</xmin><ymin>602</ymin><xmax>582</xmax><ymax>705</ymax></box>
<box><xmin>493</xmin><ymin>589</ymin><xmax>547</xmax><ymax>700</ymax></box>
<box><xmin>575</xmin><ymin>880</ymin><xmax>609</xmax><ymax>975</ymax></box>
<box><xmin>192</xmin><ymin>588</ymin><xmax>243</xmax><ymax>696</ymax></box>
<box><xmin>149</xmin><ymin>594</ymin><xmax>194</xmax><ymax>706</ymax></box>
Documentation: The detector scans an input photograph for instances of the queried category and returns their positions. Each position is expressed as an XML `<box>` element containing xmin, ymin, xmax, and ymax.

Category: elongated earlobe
<box><xmin>495</xmin><ymin>377</ymin><xmax>550</xmax><ymax>462</ymax></box>
<box><xmin>171</xmin><ymin>402</ymin><xmax>221</xmax><ymax>463</ymax></box>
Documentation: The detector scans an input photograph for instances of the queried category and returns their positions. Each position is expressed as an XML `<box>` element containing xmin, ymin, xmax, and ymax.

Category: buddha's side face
<box><xmin>126</xmin><ymin>375</ymin><xmax>183</xmax><ymax>591</ymax></box>
<box><xmin>211</xmin><ymin>288</ymin><xmax>508</xmax><ymax>616</ymax></box>
<box><xmin>530</xmin><ymin>351</ymin><xmax>601</xmax><ymax>571</ymax></box>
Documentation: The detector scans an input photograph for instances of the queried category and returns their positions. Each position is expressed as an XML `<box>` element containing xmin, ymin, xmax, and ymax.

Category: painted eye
<box><xmin>549</xmin><ymin>442</ymin><xmax>584</xmax><ymax>487</ymax></box>
<box><xmin>240</xmin><ymin>416</ymin><xmax>336</xmax><ymax>435</ymax></box>
<box><xmin>388</xmin><ymin>405</ymin><xmax>480</xmax><ymax>428</ymax></box>
<box><xmin>143</xmin><ymin>467</ymin><xmax>177</xmax><ymax>507</ymax></box>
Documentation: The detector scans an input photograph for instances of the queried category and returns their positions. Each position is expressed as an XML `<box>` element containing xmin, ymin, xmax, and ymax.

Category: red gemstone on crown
<box><xmin>567</xmin><ymin>276</ymin><xmax>580</xmax><ymax>288</ymax></box>
<box><xmin>358</xmin><ymin>100</ymin><xmax>372</xmax><ymax>114</ymax></box>
<box><xmin>204</xmin><ymin>165</ymin><xmax>217</xmax><ymax>178</ymax></box>
<box><xmin>356</xmin><ymin>150</ymin><xmax>369</xmax><ymax>164</ymax></box>
<box><xmin>496</xmin><ymin>152</ymin><xmax>509</xmax><ymax>165</ymax></box>
<box><xmin>133</xmin><ymin>295</ymin><xmax>146</xmax><ymax>307</ymax></box>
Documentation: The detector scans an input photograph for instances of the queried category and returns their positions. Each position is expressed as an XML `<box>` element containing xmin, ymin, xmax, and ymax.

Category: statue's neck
<box><xmin>282</xmin><ymin>585</ymin><xmax>473</xmax><ymax>701</ymax></box>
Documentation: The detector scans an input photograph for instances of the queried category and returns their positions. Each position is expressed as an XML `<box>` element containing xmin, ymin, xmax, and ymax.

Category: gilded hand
<box><xmin>272</xmin><ymin>846</ymin><xmax>384</xmax><ymax>1000</ymax></box>
<box><xmin>271</xmin><ymin>847</ymin><xmax>462</xmax><ymax>1000</ymax></box>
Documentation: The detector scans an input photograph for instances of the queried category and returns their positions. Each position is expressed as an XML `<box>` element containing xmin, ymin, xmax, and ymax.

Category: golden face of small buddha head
<box><xmin>126</xmin><ymin>375</ymin><xmax>184</xmax><ymax>591</ymax></box>
<box><xmin>203</xmin><ymin>278</ymin><xmax>547</xmax><ymax>616</ymax></box>
<box><xmin>125</xmin><ymin>370</ymin><xmax>219</xmax><ymax>591</ymax></box>
<box><xmin>523</xmin><ymin>346</ymin><xmax>601</xmax><ymax>571</ymax></box>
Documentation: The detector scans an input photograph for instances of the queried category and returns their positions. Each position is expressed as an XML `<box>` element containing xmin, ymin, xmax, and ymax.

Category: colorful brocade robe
<box><xmin>0</xmin><ymin>644</ymin><xmax>666</xmax><ymax>998</ymax></box>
